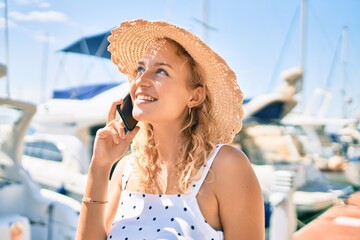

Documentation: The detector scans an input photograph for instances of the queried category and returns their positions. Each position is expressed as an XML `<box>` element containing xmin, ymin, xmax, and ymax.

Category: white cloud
<box><xmin>9</xmin><ymin>10</ymin><xmax>68</xmax><ymax>22</ymax></box>
<box><xmin>0</xmin><ymin>17</ymin><xmax>18</xmax><ymax>29</ymax></box>
<box><xmin>14</xmin><ymin>0</ymin><xmax>42</xmax><ymax>5</ymax></box>
<box><xmin>0</xmin><ymin>2</ymin><xmax>5</xmax><ymax>8</ymax></box>
<box><xmin>39</xmin><ymin>2</ymin><xmax>50</xmax><ymax>8</ymax></box>
<box><xmin>13</xmin><ymin>0</ymin><xmax>51</xmax><ymax>8</ymax></box>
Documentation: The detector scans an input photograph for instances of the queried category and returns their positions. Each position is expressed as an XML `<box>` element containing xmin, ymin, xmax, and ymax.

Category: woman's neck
<box><xmin>152</xmin><ymin>123</ymin><xmax>184</xmax><ymax>166</ymax></box>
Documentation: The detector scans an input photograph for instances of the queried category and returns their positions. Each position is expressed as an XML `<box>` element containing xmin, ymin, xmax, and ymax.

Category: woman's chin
<box><xmin>132</xmin><ymin>111</ymin><xmax>146</xmax><ymax>122</ymax></box>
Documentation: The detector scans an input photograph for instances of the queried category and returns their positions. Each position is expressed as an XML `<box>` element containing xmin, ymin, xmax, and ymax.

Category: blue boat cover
<box><xmin>60</xmin><ymin>31</ymin><xmax>112</xmax><ymax>59</ymax></box>
<box><xmin>52</xmin><ymin>82</ymin><xmax>120</xmax><ymax>100</ymax></box>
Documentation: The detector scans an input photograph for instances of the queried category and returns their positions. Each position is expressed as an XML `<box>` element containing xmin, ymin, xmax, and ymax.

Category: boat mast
<box><xmin>41</xmin><ymin>32</ymin><xmax>50</xmax><ymax>102</ymax></box>
<box><xmin>3</xmin><ymin>0</ymin><xmax>10</xmax><ymax>97</ymax></box>
<box><xmin>341</xmin><ymin>26</ymin><xmax>350</xmax><ymax>118</ymax></box>
<box><xmin>192</xmin><ymin>0</ymin><xmax>217</xmax><ymax>43</ymax></box>
<box><xmin>202</xmin><ymin>0</ymin><xmax>209</xmax><ymax>43</ymax></box>
<box><xmin>299</xmin><ymin>0</ymin><xmax>307</xmax><ymax>95</ymax></box>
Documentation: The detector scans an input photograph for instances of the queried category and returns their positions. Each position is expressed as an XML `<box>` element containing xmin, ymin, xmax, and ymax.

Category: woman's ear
<box><xmin>189</xmin><ymin>86</ymin><xmax>205</xmax><ymax>108</ymax></box>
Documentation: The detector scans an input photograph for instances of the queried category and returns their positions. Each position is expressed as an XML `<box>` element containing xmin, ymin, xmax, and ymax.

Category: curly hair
<box><xmin>131</xmin><ymin>38</ymin><xmax>217</xmax><ymax>193</ymax></box>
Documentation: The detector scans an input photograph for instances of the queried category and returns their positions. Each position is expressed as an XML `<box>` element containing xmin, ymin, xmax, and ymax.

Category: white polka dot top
<box><xmin>107</xmin><ymin>145</ymin><xmax>224</xmax><ymax>240</ymax></box>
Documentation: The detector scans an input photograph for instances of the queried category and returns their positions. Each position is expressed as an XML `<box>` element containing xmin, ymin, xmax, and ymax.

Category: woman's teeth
<box><xmin>137</xmin><ymin>95</ymin><xmax>157</xmax><ymax>102</ymax></box>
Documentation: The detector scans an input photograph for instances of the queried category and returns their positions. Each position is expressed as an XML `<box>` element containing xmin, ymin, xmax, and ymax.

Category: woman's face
<box><xmin>129</xmin><ymin>39</ymin><xmax>194</xmax><ymax>127</ymax></box>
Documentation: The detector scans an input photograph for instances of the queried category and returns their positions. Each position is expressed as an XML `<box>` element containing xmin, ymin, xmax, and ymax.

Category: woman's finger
<box><xmin>96</xmin><ymin>127</ymin><xmax>111</xmax><ymax>139</ymax></box>
<box><xmin>107</xmin><ymin>99</ymin><xmax>123</xmax><ymax>124</ymax></box>
<box><xmin>107</xmin><ymin>125</ymin><xmax>120</xmax><ymax>144</ymax></box>
<box><xmin>109</xmin><ymin>119</ymin><xmax>126</xmax><ymax>139</ymax></box>
<box><xmin>96</xmin><ymin>123</ymin><xmax>120</xmax><ymax>143</ymax></box>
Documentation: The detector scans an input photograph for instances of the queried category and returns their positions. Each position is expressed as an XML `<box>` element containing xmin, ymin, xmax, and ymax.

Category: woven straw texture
<box><xmin>108</xmin><ymin>19</ymin><xmax>244</xmax><ymax>143</ymax></box>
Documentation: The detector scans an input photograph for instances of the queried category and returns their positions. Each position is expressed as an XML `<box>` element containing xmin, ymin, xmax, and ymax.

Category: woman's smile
<box><xmin>135</xmin><ymin>94</ymin><xmax>158</xmax><ymax>104</ymax></box>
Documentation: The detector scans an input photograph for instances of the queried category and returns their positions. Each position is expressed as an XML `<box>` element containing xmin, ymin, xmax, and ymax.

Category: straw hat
<box><xmin>108</xmin><ymin>19</ymin><xmax>244</xmax><ymax>143</ymax></box>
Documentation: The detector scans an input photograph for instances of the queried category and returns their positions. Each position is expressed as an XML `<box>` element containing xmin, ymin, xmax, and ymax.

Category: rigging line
<box><xmin>94</xmin><ymin>32</ymin><xmax>109</xmax><ymax>57</ymax></box>
<box><xmin>80</xmin><ymin>58</ymin><xmax>95</xmax><ymax>85</ymax></box>
<box><xmin>324</xmin><ymin>31</ymin><xmax>342</xmax><ymax>89</ymax></box>
<box><xmin>53</xmin><ymin>53</ymin><xmax>70</xmax><ymax>87</ymax></box>
<box><xmin>80</xmin><ymin>57</ymin><xmax>118</xmax><ymax>85</ymax></box>
<box><xmin>99</xmin><ymin>59</ymin><xmax>118</xmax><ymax>82</ymax></box>
<box><xmin>80</xmin><ymin>36</ymin><xmax>91</xmax><ymax>55</ymax></box>
<box><xmin>80</xmin><ymin>32</ymin><xmax>110</xmax><ymax>84</ymax></box>
<box><xmin>266</xmin><ymin>4</ymin><xmax>300</xmax><ymax>93</ymax></box>
<box><xmin>307</xmin><ymin>1</ymin><xmax>334</xmax><ymax>55</ymax></box>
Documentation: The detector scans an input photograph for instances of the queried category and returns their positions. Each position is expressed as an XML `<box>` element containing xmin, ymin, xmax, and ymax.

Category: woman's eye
<box><xmin>136</xmin><ymin>66</ymin><xmax>145</xmax><ymax>76</ymax></box>
<box><xmin>137</xmin><ymin>66</ymin><xmax>145</xmax><ymax>73</ymax></box>
<box><xmin>156</xmin><ymin>68</ymin><xmax>168</xmax><ymax>76</ymax></box>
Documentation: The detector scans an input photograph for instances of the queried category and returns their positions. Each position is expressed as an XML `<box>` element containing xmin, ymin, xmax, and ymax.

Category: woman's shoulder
<box><xmin>210</xmin><ymin>145</ymin><xmax>264</xmax><ymax>238</ymax></box>
<box><xmin>214</xmin><ymin>144</ymin><xmax>250</xmax><ymax>169</ymax></box>
<box><xmin>211</xmin><ymin>144</ymin><xmax>258</xmax><ymax>188</ymax></box>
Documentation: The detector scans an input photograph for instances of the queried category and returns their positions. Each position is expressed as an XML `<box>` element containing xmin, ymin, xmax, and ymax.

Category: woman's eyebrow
<box><xmin>154</xmin><ymin>62</ymin><xmax>173</xmax><ymax>69</ymax></box>
<box><xmin>137</xmin><ymin>61</ymin><xmax>173</xmax><ymax>69</ymax></box>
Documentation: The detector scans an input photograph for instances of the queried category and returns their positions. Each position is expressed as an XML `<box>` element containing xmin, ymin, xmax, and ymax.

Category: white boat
<box><xmin>22</xmin><ymin>82</ymin><xmax>130</xmax><ymax>199</ymax></box>
<box><xmin>20</xmin><ymin>25</ymin><xmax>129</xmax><ymax>199</ymax></box>
<box><xmin>22</xmin><ymin>133</ymin><xmax>89</xmax><ymax>200</ymax></box>
<box><xmin>31</xmin><ymin>81</ymin><xmax>129</xmax><ymax>136</ymax></box>
<box><xmin>0</xmin><ymin>98</ymin><xmax>80</xmax><ymax>240</ymax></box>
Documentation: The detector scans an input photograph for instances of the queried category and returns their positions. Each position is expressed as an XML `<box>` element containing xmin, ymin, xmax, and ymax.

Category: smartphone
<box><xmin>116</xmin><ymin>93</ymin><xmax>138</xmax><ymax>133</ymax></box>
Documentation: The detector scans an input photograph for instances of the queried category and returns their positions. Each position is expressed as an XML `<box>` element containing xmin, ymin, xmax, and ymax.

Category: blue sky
<box><xmin>0</xmin><ymin>0</ymin><xmax>359</xmax><ymax>118</ymax></box>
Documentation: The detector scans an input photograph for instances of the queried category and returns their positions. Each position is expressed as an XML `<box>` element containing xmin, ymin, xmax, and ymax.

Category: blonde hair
<box><xmin>131</xmin><ymin>38</ymin><xmax>217</xmax><ymax>193</ymax></box>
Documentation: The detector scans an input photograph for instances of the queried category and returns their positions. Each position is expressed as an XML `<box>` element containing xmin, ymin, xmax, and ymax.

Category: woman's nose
<box><xmin>135</xmin><ymin>70</ymin><xmax>152</xmax><ymax>87</ymax></box>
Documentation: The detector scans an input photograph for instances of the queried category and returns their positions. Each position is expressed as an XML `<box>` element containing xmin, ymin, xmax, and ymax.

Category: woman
<box><xmin>76</xmin><ymin>19</ymin><xmax>264</xmax><ymax>240</ymax></box>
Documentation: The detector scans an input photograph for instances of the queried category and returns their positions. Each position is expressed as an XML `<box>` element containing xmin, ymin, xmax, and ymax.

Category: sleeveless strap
<box><xmin>189</xmin><ymin>144</ymin><xmax>224</xmax><ymax>196</ymax></box>
<box><xmin>121</xmin><ymin>157</ymin><xmax>133</xmax><ymax>190</ymax></box>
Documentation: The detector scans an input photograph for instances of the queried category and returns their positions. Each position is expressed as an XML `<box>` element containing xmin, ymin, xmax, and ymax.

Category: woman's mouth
<box><xmin>136</xmin><ymin>94</ymin><xmax>158</xmax><ymax>102</ymax></box>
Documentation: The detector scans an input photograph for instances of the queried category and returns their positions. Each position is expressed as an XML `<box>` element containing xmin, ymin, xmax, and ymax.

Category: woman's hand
<box><xmin>91</xmin><ymin>99</ymin><xmax>139</xmax><ymax>168</ymax></box>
